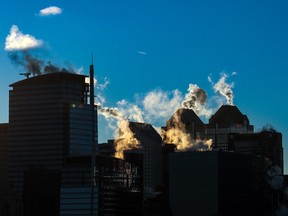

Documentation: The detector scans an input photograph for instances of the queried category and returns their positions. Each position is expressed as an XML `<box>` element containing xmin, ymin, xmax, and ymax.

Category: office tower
<box><xmin>0</xmin><ymin>123</ymin><xmax>8</xmax><ymax>185</ymax></box>
<box><xmin>0</xmin><ymin>123</ymin><xmax>22</xmax><ymax>215</ymax></box>
<box><xmin>169</xmin><ymin>151</ymin><xmax>264</xmax><ymax>216</ymax></box>
<box><xmin>98</xmin><ymin>139</ymin><xmax>116</xmax><ymax>156</ymax></box>
<box><xmin>60</xmin><ymin>155</ymin><xmax>142</xmax><ymax>216</ymax></box>
<box><xmin>205</xmin><ymin>105</ymin><xmax>254</xmax><ymax>150</ymax></box>
<box><xmin>228</xmin><ymin>131</ymin><xmax>283</xmax><ymax>172</ymax></box>
<box><xmin>8</xmin><ymin>72</ymin><xmax>97</xmax><ymax>214</ymax></box>
<box><xmin>122</xmin><ymin>122</ymin><xmax>162</xmax><ymax>200</ymax></box>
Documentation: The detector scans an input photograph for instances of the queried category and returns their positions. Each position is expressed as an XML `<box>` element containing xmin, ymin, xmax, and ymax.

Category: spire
<box><xmin>90</xmin><ymin>54</ymin><xmax>94</xmax><ymax>106</ymax></box>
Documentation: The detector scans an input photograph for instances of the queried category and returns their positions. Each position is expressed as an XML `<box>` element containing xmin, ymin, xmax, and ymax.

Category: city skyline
<box><xmin>0</xmin><ymin>0</ymin><xmax>288</xmax><ymax>173</ymax></box>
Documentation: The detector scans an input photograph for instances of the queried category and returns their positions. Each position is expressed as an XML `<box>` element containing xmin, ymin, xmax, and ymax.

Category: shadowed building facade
<box><xmin>169</xmin><ymin>151</ymin><xmax>264</xmax><ymax>216</ymax></box>
<box><xmin>205</xmin><ymin>105</ymin><xmax>254</xmax><ymax>150</ymax></box>
<box><xmin>228</xmin><ymin>131</ymin><xmax>283</xmax><ymax>173</ymax></box>
<box><xmin>122</xmin><ymin>122</ymin><xmax>163</xmax><ymax>201</ymax></box>
<box><xmin>8</xmin><ymin>72</ymin><xmax>97</xmax><ymax>215</ymax></box>
<box><xmin>60</xmin><ymin>155</ymin><xmax>142</xmax><ymax>216</ymax></box>
<box><xmin>0</xmin><ymin>123</ymin><xmax>22</xmax><ymax>216</ymax></box>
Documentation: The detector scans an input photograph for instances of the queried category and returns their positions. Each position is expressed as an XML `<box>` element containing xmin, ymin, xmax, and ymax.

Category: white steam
<box><xmin>209</xmin><ymin>73</ymin><xmax>234</xmax><ymax>105</ymax></box>
<box><xmin>96</xmin><ymin>72</ymin><xmax>237</xmax><ymax>155</ymax></box>
<box><xmin>114</xmin><ymin>120</ymin><xmax>141</xmax><ymax>159</ymax></box>
<box><xmin>164</xmin><ymin>127</ymin><xmax>212</xmax><ymax>151</ymax></box>
<box><xmin>5</xmin><ymin>25</ymin><xmax>43</xmax><ymax>51</ymax></box>
<box><xmin>266</xmin><ymin>165</ymin><xmax>284</xmax><ymax>190</ymax></box>
<box><xmin>182</xmin><ymin>84</ymin><xmax>213</xmax><ymax>118</ymax></box>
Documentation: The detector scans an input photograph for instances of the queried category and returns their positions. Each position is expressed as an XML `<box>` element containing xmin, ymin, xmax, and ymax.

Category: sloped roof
<box><xmin>209</xmin><ymin>105</ymin><xmax>249</xmax><ymax>127</ymax></box>
<box><xmin>129</xmin><ymin>122</ymin><xmax>162</xmax><ymax>143</ymax></box>
<box><xmin>166</xmin><ymin>108</ymin><xmax>205</xmax><ymax>129</ymax></box>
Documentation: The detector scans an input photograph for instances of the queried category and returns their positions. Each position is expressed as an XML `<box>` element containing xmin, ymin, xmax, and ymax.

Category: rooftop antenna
<box><xmin>90</xmin><ymin>54</ymin><xmax>94</xmax><ymax>107</ymax></box>
<box><xmin>90</xmin><ymin>53</ymin><xmax>97</xmax><ymax>216</ymax></box>
<box><xmin>19</xmin><ymin>72</ymin><xmax>31</xmax><ymax>79</ymax></box>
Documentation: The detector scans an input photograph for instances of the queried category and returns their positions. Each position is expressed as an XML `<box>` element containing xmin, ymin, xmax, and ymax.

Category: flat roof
<box><xmin>10</xmin><ymin>72</ymin><xmax>88</xmax><ymax>87</ymax></box>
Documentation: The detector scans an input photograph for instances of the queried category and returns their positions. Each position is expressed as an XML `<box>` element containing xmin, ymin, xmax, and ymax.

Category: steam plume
<box><xmin>209</xmin><ymin>73</ymin><xmax>234</xmax><ymax>105</ymax></box>
<box><xmin>98</xmin><ymin>72</ymin><xmax>238</xmax><ymax>154</ymax></box>
<box><xmin>182</xmin><ymin>84</ymin><xmax>212</xmax><ymax>118</ymax></box>
<box><xmin>98</xmin><ymin>105</ymin><xmax>125</xmax><ymax>120</ymax></box>
<box><xmin>8</xmin><ymin>52</ymin><xmax>78</xmax><ymax>76</ymax></box>
<box><xmin>163</xmin><ymin>127</ymin><xmax>212</xmax><ymax>151</ymax></box>
<box><xmin>266</xmin><ymin>165</ymin><xmax>284</xmax><ymax>190</ymax></box>
<box><xmin>162</xmin><ymin>111</ymin><xmax>212</xmax><ymax>151</ymax></box>
<box><xmin>114</xmin><ymin>120</ymin><xmax>141</xmax><ymax>159</ymax></box>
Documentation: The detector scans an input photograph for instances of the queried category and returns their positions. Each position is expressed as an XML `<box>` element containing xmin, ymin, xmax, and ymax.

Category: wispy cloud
<box><xmin>5</xmin><ymin>25</ymin><xmax>43</xmax><ymax>51</ymax></box>
<box><xmin>39</xmin><ymin>6</ymin><xmax>63</xmax><ymax>16</ymax></box>
<box><xmin>137</xmin><ymin>51</ymin><xmax>147</xmax><ymax>55</ymax></box>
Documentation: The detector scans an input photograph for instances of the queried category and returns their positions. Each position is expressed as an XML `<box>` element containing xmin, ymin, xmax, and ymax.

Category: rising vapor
<box><xmin>182</xmin><ymin>84</ymin><xmax>213</xmax><ymax>118</ymax></box>
<box><xmin>96</xmin><ymin>72</ymin><xmax>237</xmax><ymax>155</ymax></box>
<box><xmin>5</xmin><ymin>25</ymin><xmax>43</xmax><ymax>51</ymax></box>
<box><xmin>8</xmin><ymin>52</ymin><xmax>79</xmax><ymax>76</ymax></box>
<box><xmin>164</xmin><ymin>127</ymin><xmax>213</xmax><ymax>151</ymax></box>
<box><xmin>209</xmin><ymin>73</ymin><xmax>234</xmax><ymax>105</ymax></box>
<box><xmin>114</xmin><ymin>120</ymin><xmax>141</xmax><ymax>159</ymax></box>
<box><xmin>266</xmin><ymin>165</ymin><xmax>284</xmax><ymax>190</ymax></box>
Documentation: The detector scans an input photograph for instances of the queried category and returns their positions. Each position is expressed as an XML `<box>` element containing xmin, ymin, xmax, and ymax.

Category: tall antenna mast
<box><xmin>90</xmin><ymin>53</ymin><xmax>96</xmax><ymax>216</ymax></box>
<box><xmin>90</xmin><ymin>53</ymin><xmax>95</xmax><ymax>107</ymax></box>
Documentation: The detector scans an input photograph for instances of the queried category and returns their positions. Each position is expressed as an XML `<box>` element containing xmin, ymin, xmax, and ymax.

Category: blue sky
<box><xmin>1</xmin><ymin>0</ymin><xmax>288</xmax><ymax>172</ymax></box>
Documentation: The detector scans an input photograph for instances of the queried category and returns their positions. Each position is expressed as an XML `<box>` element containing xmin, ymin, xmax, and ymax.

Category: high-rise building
<box><xmin>228</xmin><ymin>131</ymin><xmax>283</xmax><ymax>172</ymax></box>
<box><xmin>0</xmin><ymin>123</ymin><xmax>22</xmax><ymax>216</ymax></box>
<box><xmin>123</xmin><ymin>122</ymin><xmax>163</xmax><ymax>200</ymax></box>
<box><xmin>8</xmin><ymin>72</ymin><xmax>97</xmax><ymax>214</ymax></box>
<box><xmin>60</xmin><ymin>155</ymin><xmax>142</xmax><ymax>216</ymax></box>
<box><xmin>0</xmin><ymin>123</ymin><xmax>8</xmax><ymax>185</ymax></box>
<box><xmin>205</xmin><ymin>105</ymin><xmax>254</xmax><ymax>150</ymax></box>
<box><xmin>169</xmin><ymin>151</ymin><xmax>264</xmax><ymax>216</ymax></box>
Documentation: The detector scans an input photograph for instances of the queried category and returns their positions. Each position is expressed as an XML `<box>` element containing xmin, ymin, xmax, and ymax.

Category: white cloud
<box><xmin>117</xmin><ymin>100</ymin><xmax>144</xmax><ymax>123</ymax></box>
<box><xmin>39</xmin><ymin>6</ymin><xmax>63</xmax><ymax>16</ymax></box>
<box><xmin>143</xmin><ymin>89</ymin><xmax>182</xmax><ymax>122</ymax></box>
<box><xmin>5</xmin><ymin>25</ymin><xmax>43</xmax><ymax>51</ymax></box>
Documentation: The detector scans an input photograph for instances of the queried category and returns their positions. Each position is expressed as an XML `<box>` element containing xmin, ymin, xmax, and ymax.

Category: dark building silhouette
<box><xmin>23</xmin><ymin>168</ymin><xmax>61</xmax><ymax>216</ymax></box>
<box><xmin>8</xmin><ymin>72</ymin><xmax>97</xmax><ymax>215</ymax></box>
<box><xmin>162</xmin><ymin>108</ymin><xmax>206</xmax><ymax>140</ymax></box>
<box><xmin>98</xmin><ymin>139</ymin><xmax>115</xmax><ymax>156</ymax></box>
<box><xmin>0</xmin><ymin>123</ymin><xmax>22</xmax><ymax>216</ymax></box>
<box><xmin>60</xmin><ymin>155</ymin><xmax>142</xmax><ymax>216</ymax></box>
<box><xmin>0</xmin><ymin>123</ymin><xmax>8</xmax><ymax>185</ymax></box>
<box><xmin>228</xmin><ymin>131</ymin><xmax>283</xmax><ymax>173</ymax></box>
<box><xmin>169</xmin><ymin>151</ymin><xmax>264</xmax><ymax>216</ymax></box>
<box><xmin>123</xmin><ymin>122</ymin><xmax>163</xmax><ymax>201</ymax></box>
<box><xmin>4</xmin><ymin>67</ymin><xmax>285</xmax><ymax>216</ymax></box>
<box><xmin>206</xmin><ymin>105</ymin><xmax>254</xmax><ymax>150</ymax></box>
